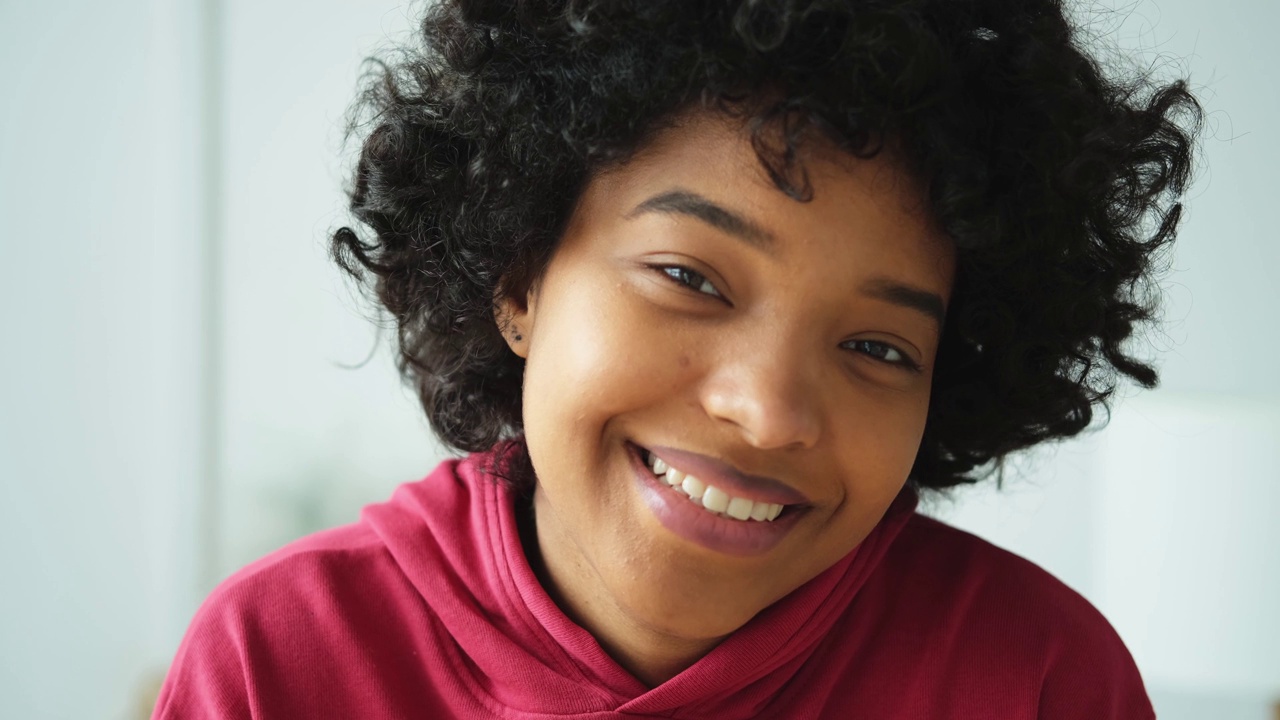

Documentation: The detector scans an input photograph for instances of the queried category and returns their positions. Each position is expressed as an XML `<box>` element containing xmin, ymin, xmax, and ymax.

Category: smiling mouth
<box><xmin>635</xmin><ymin>446</ymin><xmax>793</xmax><ymax>523</ymax></box>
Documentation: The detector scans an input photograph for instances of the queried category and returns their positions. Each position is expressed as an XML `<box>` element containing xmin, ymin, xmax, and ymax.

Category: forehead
<box><xmin>577</xmin><ymin>111</ymin><xmax>956</xmax><ymax>297</ymax></box>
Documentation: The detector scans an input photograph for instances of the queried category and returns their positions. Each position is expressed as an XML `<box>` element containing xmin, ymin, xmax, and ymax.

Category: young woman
<box><xmin>155</xmin><ymin>0</ymin><xmax>1201</xmax><ymax>717</ymax></box>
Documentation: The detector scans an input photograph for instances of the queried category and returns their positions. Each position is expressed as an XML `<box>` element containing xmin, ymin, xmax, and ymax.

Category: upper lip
<box><xmin>641</xmin><ymin>444</ymin><xmax>811</xmax><ymax>506</ymax></box>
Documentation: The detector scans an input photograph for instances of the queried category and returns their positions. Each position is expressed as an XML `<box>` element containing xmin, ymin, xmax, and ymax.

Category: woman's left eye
<box><xmin>658</xmin><ymin>265</ymin><xmax>722</xmax><ymax>298</ymax></box>
<box><xmin>843</xmin><ymin>340</ymin><xmax>921</xmax><ymax>371</ymax></box>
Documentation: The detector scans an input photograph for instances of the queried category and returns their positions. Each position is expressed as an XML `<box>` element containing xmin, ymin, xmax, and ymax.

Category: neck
<box><xmin>517</xmin><ymin>490</ymin><xmax>724</xmax><ymax>687</ymax></box>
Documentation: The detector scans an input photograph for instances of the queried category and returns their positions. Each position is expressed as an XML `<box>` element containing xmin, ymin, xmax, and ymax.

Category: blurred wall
<box><xmin>215</xmin><ymin>0</ymin><xmax>443</xmax><ymax>589</ymax></box>
<box><xmin>1</xmin><ymin>0</ymin><xmax>1276</xmax><ymax>718</ymax></box>
<box><xmin>1</xmin><ymin>1</ymin><xmax>208</xmax><ymax>718</ymax></box>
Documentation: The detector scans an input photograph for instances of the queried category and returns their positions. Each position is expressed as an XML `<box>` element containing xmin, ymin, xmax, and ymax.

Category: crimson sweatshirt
<box><xmin>154</xmin><ymin>452</ymin><xmax>1154</xmax><ymax>719</ymax></box>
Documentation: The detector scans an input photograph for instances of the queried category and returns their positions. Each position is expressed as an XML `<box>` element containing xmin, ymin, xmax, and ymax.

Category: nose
<box><xmin>698</xmin><ymin>340</ymin><xmax>823</xmax><ymax>451</ymax></box>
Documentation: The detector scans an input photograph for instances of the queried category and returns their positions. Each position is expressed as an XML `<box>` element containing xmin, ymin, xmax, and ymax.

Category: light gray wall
<box><xmin>1111</xmin><ymin>0</ymin><xmax>1280</xmax><ymax>400</ymax></box>
<box><xmin>215</xmin><ymin>0</ymin><xmax>443</xmax><ymax>585</ymax></box>
<box><xmin>0</xmin><ymin>1</ymin><xmax>207</xmax><ymax>718</ymax></box>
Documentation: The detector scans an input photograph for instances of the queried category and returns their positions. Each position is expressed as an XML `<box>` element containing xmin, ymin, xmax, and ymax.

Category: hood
<box><xmin>362</xmin><ymin>450</ymin><xmax>919</xmax><ymax>719</ymax></box>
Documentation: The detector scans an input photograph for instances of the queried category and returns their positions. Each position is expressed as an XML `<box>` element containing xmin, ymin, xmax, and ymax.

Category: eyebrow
<box><xmin>859</xmin><ymin>277</ymin><xmax>946</xmax><ymax>328</ymax></box>
<box><xmin>628</xmin><ymin>188</ymin><xmax>947</xmax><ymax>327</ymax></box>
<box><xmin>627</xmin><ymin>188</ymin><xmax>776</xmax><ymax>250</ymax></box>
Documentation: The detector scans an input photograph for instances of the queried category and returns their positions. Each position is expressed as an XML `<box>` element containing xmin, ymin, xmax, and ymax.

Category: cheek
<box><xmin>825</xmin><ymin>389</ymin><xmax>930</xmax><ymax>510</ymax></box>
<box><xmin>521</xmin><ymin>277</ymin><xmax>684</xmax><ymax>455</ymax></box>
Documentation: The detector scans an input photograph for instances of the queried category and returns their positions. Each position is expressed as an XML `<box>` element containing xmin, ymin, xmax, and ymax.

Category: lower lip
<box><xmin>627</xmin><ymin>442</ymin><xmax>802</xmax><ymax>557</ymax></box>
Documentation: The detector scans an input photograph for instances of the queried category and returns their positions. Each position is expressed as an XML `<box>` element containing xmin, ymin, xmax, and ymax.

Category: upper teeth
<box><xmin>648</xmin><ymin>453</ymin><xmax>784</xmax><ymax>522</ymax></box>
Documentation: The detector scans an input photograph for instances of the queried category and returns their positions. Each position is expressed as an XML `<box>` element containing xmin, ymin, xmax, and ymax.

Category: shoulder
<box><xmin>889</xmin><ymin>513</ymin><xmax>1097</xmax><ymax>620</ymax></box>
<box><xmin>882</xmin><ymin>513</ymin><xmax>1155</xmax><ymax>718</ymax></box>
<box><xmin>203</xmin><ymin>453</ymin><xmax>476</xmax><ymax>616</ymax></box>
<box><xmin>151</xmin><ymin>455</ymin><xmax>484</xmax><ymax>719</ymax></box>
<box><xmin>203</xmin><ymin>521</ymin><xmax>400</xmax><ymax>623</ymax></box>
<box><xmin>152</xmin><ymin>522</ymin><xmax>409</xmax><ymax>714</ymax></box>
<box><xmin>890</xmin><ymin>514</ymin><xmax>1114</xmax><ymax>637</ymax></box>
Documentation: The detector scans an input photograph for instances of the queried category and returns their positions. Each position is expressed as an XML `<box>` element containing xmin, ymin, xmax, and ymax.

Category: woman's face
<box><xmin>502</xmin><ymin>112</ymin><xmax>954</xmax><ymax>663</ymax></box>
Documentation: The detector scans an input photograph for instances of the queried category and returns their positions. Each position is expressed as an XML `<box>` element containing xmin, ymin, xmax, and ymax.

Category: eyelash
<box><xmin>657</xmin><ymin>264</ymin><xmax>723</xmax><ymax>299</ymax></box>
<box><xmin>841</xmin><ymin>340</ymin><xmax>923</xmax><ymax>373</ymax></box>
<box><xmin>652</xmin><ymin>263</ymin><xmax>923</xmax><ymax>373</ymax></box>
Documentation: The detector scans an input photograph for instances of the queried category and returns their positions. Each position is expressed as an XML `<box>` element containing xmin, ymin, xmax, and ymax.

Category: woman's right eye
<box><xmin>658</xmin><ymin>265</ymin><xmax>722</xmax><ymax>298</ymax></box>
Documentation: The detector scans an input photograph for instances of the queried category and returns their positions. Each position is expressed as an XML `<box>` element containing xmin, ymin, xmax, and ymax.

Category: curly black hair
<box><xmin>331</xmin><ymin>0</ymin><xmax>1201</xmax><ymax>496</ymax></box>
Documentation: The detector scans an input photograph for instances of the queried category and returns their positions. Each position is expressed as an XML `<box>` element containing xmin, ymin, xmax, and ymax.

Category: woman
<box><xmin>155</xmin><ymin>0</ymin><xmax>1200</xmax><ymax>717</ymax></box>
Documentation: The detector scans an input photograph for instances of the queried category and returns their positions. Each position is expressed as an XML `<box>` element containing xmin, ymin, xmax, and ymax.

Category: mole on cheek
<box><xmin>679</xmin><ymin>355</ymin><xmax>690</xmax><ymax>369</ymax></box>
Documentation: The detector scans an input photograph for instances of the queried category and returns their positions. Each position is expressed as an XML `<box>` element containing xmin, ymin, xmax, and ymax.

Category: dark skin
<box><xmin>499</xmin><ymin>111</ymin><xmax>955</xmax><ymax>686</ymax></box>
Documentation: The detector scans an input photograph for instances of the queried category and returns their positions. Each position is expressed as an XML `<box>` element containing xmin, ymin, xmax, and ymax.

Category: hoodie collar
<box><xmin>366</xmin><ymin>451</ymin><xmax>919</xmax><ymax>718</ymax></box>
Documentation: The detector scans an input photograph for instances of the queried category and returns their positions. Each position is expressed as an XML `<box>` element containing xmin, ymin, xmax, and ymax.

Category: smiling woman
<box><xmin>502</xmin><ymin>116</ymin><xmax>952</xmax><ymax>684</ymax></box>
<box><xmin>153</xmin><ymin>0</ymin><xmax>1202</xmax><ymax>717</ymax></box>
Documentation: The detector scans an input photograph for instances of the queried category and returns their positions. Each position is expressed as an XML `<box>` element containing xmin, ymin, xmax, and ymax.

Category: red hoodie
<box><xmin>154</xmin><ymin>452</ymin><xmax>1154</xmax><ymax>719</ymax></box>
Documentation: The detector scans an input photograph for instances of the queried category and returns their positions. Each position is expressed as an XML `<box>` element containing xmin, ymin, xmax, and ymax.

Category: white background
<box><xmin>2</xmin><ymin>0</ymin><xmax>1276</xmax><ymax>717</ymax></box>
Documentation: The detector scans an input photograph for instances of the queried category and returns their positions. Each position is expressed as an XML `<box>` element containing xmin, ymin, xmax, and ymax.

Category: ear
<box><xmin>493</xmin><ymin>280</ymin><xmax>536</xmax><ymax>359</ymax></box>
